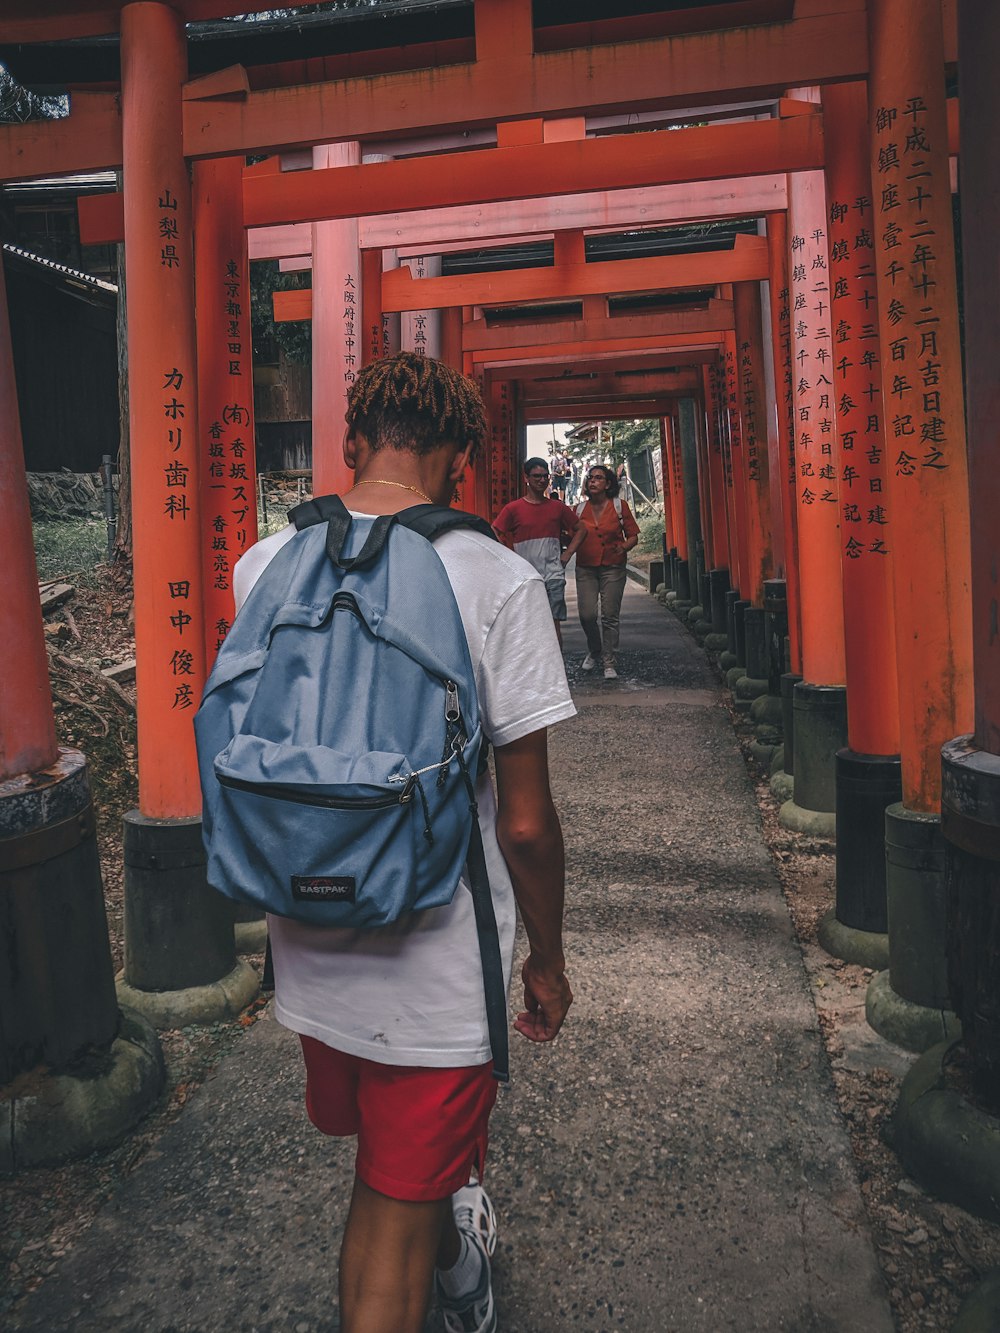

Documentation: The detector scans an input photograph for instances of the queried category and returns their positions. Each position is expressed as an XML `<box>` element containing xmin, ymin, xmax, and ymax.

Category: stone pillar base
<box><xmin>865</xmin><ymin>968</ymin><xmax>960</xmax><ymax>1053</ymax></box>
<box><xmin>818</xmin><ymin>907</ymin><xmax>889</xmax><ymax>970</ymax></box>
<box><xmin>116</xmin><ymin>958</ymin><xmax>260</xmax><ymax>1030</ymax></box>
<box><xmin>893</xmin><ymin>1041</ymin><xmax>1000</xmax><ymax>1227</ymax></box>
<box><xmin>749</xmin><ymin>739</ymin><xmax>782</xmax><ymax>772</ymax></box>
<box><xmin>0</xmin><ymin>1008</ymin><xmax>164</xmax><ymax>1175</ymax></box>
<box><xmin>718</xmin><ymin>651</ymin><xmax>740</xmax><ymax>672</ymax></box>
<box><xmin>704</xmin><ymin>632</ymin><xmax>729</xmax><ymax>653</ymax></box>
<box><xmin>750</xmin><ymin>694</ymin><xmax>784</xmax><ymax>728</ymax></box>
<box><xmin>235</xmin><ymin>918</ymin><xmax>269</xmax><ymax>954</ymax></box>
<box><xmin>954</xmin><ymin>1270</ymin><xmax>1000</xmax><ymax>1332</ymax></box>
<box><xmin>770</xmin><ymin>770</ymin><xmax>794</xmax><ymax>804</ymax></box>
<box><xmin>734</xmin><ymin>676</ymin><xmax>769</xmax><ymax>702</ymax></box>
<box><xmin>778</xmin><ymin>798</ymin><xmax>836</xmax><ymax>839</ymax></box>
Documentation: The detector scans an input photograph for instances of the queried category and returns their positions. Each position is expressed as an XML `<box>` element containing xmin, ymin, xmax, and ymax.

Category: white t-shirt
<box><xmin>233</xmin><ymin>516</ymin><xmax>576</xmax><ymax>1067</ymax></box>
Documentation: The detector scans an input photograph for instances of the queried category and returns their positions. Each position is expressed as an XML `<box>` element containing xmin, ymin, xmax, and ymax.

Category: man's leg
<box><xmin>545</xmin><ymin>575</ymin><xmax>568</xmax><ymax>649</ymax></box>
<box><xmin>339</xmin><ymin>1175</ymin><xmax>451</xmax><ymax>1333</ymax></box>
<box><xmin>575</xmin><ymin>564</ymin><xmax>603</xmax><ymax>660</ymax></box>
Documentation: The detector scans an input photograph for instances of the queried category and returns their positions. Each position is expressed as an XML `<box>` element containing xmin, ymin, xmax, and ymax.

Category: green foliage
<box><xmin>250</xmin><ymin>259</ymin><xmax>313</xmax><ymax>365</ymax></box>
<box><xmin>0</xmin><ymin>67</ymin><xmax>66</xmax><ymax>123</ymax></box>
<box><xmin>609</xmin><ymin>418</ymin><xmax>659</xmax><ymax>460</ymax></box>
<box><xmin>33</xmin><ymin>518</ymin><xmax>107</xmax><ymax>581</ymax></box>
<box><xmin>562</xmin><ymin>417</ymin><xmax>659</xmax><ymax>466</ymax></box>
<box><xmin>636</xmin><ymin>511</ymin><xmax>665</xmax><ymax>555</ymax></box>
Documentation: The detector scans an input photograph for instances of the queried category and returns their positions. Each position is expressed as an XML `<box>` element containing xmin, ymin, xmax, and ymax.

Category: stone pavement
<box><xmin>9</xmin><ymin>576</ymin><xmax>894</xmax><ymax>1332</ymax></box>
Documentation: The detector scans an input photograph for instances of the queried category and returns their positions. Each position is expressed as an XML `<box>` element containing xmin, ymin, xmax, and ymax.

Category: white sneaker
<box><xmin>436</xmin><ymin>1184</ymin><xmax>498</xmax><ymax>1333</ymax></box>
<box><xmin>581</xmin><ymin>652</ymin><xmax>599</xmax><ymax>671</ymax></box>
<box><xmin>603</xmin><ymin>664</ymin><xmax>618</xmax><ymax>680</ymax></box>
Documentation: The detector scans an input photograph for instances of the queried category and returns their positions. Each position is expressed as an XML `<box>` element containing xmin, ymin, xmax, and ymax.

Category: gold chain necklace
<box><xmin>351</xmin><ymin>479</ymin><xmax>434</xmax><ymax>505</ymax></box>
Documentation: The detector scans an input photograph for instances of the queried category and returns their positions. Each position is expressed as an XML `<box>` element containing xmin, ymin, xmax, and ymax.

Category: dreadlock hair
<box><xmin>345</xmin><ymin>351</ymin><xmax>488</xmax><ymax>464</ymax></box>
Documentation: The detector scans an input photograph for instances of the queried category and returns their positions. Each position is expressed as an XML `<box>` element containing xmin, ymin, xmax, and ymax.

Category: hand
<box><xmin>514</xmin><ymin>955</ymin><xmax>573</xmax><ymax>1042</ymax></box>
<box><xmin>560</xmin><ymin>551</ymin><xmax>571</xmax><ymax>566</ymax></box>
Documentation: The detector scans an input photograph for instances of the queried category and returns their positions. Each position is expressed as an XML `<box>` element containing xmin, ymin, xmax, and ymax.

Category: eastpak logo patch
<box><xmin>291</xmin><ymin>875</ymin><xmax>356</xmax><ymax>903</ymax></box>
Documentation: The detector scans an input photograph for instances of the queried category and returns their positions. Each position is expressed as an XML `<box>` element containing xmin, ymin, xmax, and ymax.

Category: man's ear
<box><xmin>343</xmin><ymin>427</ymin><xmax>359</xmax><ymax>471</ymax></box>
<box><xmin>448</xmin><ymin>443</ymin><xmax>474</xmax><ymax>483</ymax></box>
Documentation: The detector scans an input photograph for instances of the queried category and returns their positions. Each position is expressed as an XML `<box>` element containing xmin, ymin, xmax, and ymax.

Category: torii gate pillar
<box><xmin>116</xmin><ymin>1</ymin><xmax>256</xmax><ymax>1030</ymax></box>
<box><xmin>312</xmin><ymin>143</ymin><xmax>362</xmax><ymax>496</ymax></box>
<box><xmin>818</xmin><ymin>81</ymin><xmax>902</xmax><ymax>972</ymax></box>
<box><xmin>0</xmin><ymin>257</ymin><xmax>162</xmax><ymax>1172</ymax></box>
<box><xmin>779</xmin><ymin>150</ymin><xmax>849</xmax><ymax>838</ymax></box>
<box><xmin>701</xmin><ymin>364</ymin><xmax>731</xmax><ymax>650</ymax></box>
<box><xmin>765</xmin><ymin>211</ymin><xmax>804</xmax><ymax>805</ymax></box>
<box><xmin>939</xmin><ymin>0</ymin><xmax>1000</xmax><ymax>1100</ymax></box>
<box><xmin>864</xmin><ymin>0</ymin><xmax>973</xmax><ymax>1053</ymax></box>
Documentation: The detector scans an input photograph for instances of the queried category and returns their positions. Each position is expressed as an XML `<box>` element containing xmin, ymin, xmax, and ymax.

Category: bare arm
<box><xmin>493</xmin><ymin>729</ymin><xmax>573</xmax><ymax>1042</ymax></box>
<box><xmin>561</xmin><ymin>523</ymin><xmax>587</xmax><ymax>565</ymax></box>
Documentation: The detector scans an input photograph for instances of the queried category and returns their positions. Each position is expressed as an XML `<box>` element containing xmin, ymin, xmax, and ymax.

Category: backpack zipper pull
<box><xmin>445</xmin><ymin>680</ymin><xmax>461</xmax><ymax>724</ymax></box>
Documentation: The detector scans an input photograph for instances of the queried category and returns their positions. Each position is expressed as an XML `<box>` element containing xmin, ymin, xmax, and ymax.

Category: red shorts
<box><xmin>298</xmin><ymin>1035</ymin><xmax>499</xmax><ymax>1203</ymax></box>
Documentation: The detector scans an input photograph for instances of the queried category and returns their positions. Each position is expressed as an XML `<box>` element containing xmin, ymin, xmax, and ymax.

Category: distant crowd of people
<box><xmin>492</xmin><ymin>454</ymin><xmax>639</xmax><ymax>680</ymax></box>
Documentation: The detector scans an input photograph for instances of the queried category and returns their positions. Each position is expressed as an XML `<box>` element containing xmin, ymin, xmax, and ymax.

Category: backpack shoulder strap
<box><xmin>576</xmin><ymin>499</ymin><xmax>587</xmax><ymax>517</ymax></box>
<box><xmin>288</xmin><ymin>493</ymin><xmax>395</xmax><ymax>571</ymax></box>
<box><xmin>395</xmin><ymin>503</ymin><xmax>497</xmax><ymax>544</ymax></box>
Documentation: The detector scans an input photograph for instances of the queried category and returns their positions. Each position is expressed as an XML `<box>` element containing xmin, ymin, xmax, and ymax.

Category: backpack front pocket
<box><xmin>207</xmin><ymin>737</ymin><xmax>451</xmax><ymax>926</ymax></box>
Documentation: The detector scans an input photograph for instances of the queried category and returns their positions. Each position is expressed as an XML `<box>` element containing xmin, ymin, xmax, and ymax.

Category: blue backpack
<box><xmin>195</xmin><ymin>495</ymin><xmax>508</xmax><ymax>1080</ymax></box>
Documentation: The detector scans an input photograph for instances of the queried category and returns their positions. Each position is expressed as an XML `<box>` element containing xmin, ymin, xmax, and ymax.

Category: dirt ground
<box><xmin>5</xmin><ymin>548</ymin><xmax>1000</xmax><ymax>1328</ymax></box>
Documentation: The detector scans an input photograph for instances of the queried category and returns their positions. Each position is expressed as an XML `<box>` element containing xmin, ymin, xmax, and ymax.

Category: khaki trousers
<box><xmin>575</xmin><ymin>563</ymin><xmax>627</xmax><ymax>664</ymax></box>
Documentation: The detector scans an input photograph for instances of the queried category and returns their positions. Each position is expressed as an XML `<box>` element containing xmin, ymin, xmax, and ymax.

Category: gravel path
<box><xmin>7</xmin><ymin>578</ymin><xmax>894</xmax><ymax>1332</ymax></box>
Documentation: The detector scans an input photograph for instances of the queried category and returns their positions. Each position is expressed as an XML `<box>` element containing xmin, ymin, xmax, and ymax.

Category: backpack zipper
<box><xmin>217</xmin><ymin>773</ymin><xmax>416</xmax><ymax>808</ymax></box>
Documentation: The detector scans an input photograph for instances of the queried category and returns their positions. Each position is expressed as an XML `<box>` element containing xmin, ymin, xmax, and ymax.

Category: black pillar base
<box><xmin>0</xmin><ymin>749</ymin><xmax>164</xmax><ymax>1173</ymax></box>
<box><xmin>120</xmin><ymin>812</ymin><xmax>258</xmax><ymax>1028</ymax></box>
<box><xmin>778</xmin><ymin>682</ymin><xmax>847</xmax><ymax>836</ymax></box>
<box><xmin>675</xmin><ymin>558</ymin><xmax>692</xmax><ymax>603</ymax></box>
<box><xmin>943</xmin><ymin>737</ymin><xmax>1000</xmax><ymax>1104</ymax></box>
<box><xmin>866</xmin><ymin>803</ymin><xmax>960</xmax><ymax>1053</ymax></box>
<box><xmin>762</xmin><ymin>579</ymin><xmax>788</xmax><ymax>695</ymax></box>
<box><xmin>709</xmin><ymin>568</ymin><xmax>730</xmax><ymax>635</ymax></box>
<box><xmin>834</xmin><ymin>748</ymin><xmax>902</xmax><ymax>934</ymax></box>
<box><xmin>780</xmin><ymin>673</ymin><xmax>803</xmax><ymax>775</ymax></box>
<box><xmin>733</xmin><ymin>598</ymin><xmax>750</xmax><ymax>666</ymax></box>
<box><xmin>744</xmin><ymin>607</ymin><xmax>769</xmax><ymax>682</ymax></box>
<box><xmin>0</xmin><ymin>749</ymin><xmax>119</xmax><ymax>1083</ymax></box>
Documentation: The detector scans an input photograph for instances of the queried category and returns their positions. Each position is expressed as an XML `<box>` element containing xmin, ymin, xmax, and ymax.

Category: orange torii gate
<box><xmin>2</xmin><ymin>0</ymin><xmax>995</xmax><ymax>1200</ymax></box>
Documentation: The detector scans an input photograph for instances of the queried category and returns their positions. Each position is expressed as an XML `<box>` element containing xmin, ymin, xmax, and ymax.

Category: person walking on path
<box><xmin>574</xmin><ymin>463</ymin><xmax>640</xmax><ymax>680</ymax></box>
<box><xmin>550</xmin><ymin>450</ymin><xmax>570</xmax><ymax>499</ymax></box>
<box><xmin>493</xmin><ymin>456</ymin><xmax>587</xmax><ymax>646</ymax></box>
<box><xmin>230</xmin><ymin>355</ymin><xmax>575</xmax><ymax>1333</ymax></box>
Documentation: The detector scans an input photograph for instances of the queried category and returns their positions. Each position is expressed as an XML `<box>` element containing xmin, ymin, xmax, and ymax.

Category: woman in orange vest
<box><xmin>574</xmin><ymin>464</ymin><xmax>640</xmax><ymax>680</ymax></box>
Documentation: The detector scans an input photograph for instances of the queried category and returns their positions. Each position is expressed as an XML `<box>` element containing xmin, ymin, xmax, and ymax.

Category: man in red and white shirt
<box><xmin>492</xmin><ymin>456</ymin><xmax>586</xmax><ymax>644</ymax></box>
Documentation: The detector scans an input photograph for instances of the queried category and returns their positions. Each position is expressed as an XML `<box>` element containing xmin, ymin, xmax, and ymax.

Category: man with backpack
<box><xmin>200</xmin><ymin>352</ymin><xmax>574</xmax><ymax>1333</ymax></box>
